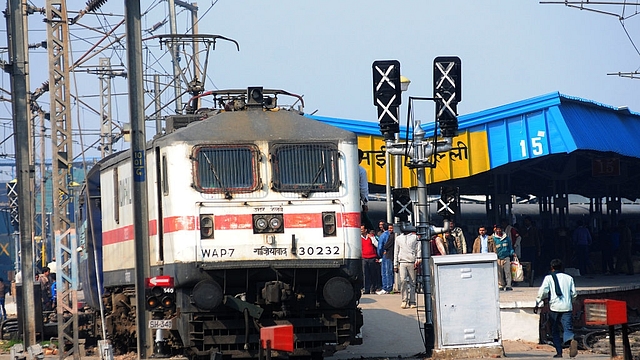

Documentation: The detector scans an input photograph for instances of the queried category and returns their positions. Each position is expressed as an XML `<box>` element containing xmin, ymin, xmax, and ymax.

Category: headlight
<box><xmin>253</xmin><ymin>214</ymin><xmax>284</xmax><ymax>234</ymax></box>
<box><xmin>269</xmin><ymin>216</ymin><xmax>282</xmax><ymax>230</ymax></box>
<box><xmin>255</xmin><ymin>217</ymin><xmax>268</xmax><ymax>231</ymax></box>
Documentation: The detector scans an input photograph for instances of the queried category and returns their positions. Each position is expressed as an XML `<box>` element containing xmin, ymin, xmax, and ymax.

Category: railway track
<box><xmin>581</xmin><ymin>322</ymin><xmax>640</xmax><ymax>357</ymax></box>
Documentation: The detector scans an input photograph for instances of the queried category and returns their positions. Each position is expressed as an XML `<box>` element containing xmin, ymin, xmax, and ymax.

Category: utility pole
<box><xmin>45</xmin><ymin>0</ymin><xmax>80</xmax><ymax>358</ymax></box>
<box><xmin>7</xmin><ymin>0</ymin><xmax>37</xmax><ymax>347</ymax></box>
<box><xmin>124</xmin><ymin>1</ymin><xmax>152</xmax><ymax>357</ymax></box>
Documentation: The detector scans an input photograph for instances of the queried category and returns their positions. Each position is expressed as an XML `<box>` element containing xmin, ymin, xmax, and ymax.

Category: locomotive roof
<box><xmin>97</xmin><ymin>109</ymin><xmax>358</xmax><ymax>169</ymax></box>
<box><xmin>154</xmin><ymin>109</ymin><xmax>358</xmax><ymax>146</ymax></box>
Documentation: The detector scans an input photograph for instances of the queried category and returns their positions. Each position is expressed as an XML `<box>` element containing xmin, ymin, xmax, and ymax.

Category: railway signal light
<box><xmin>437</xmin><ymin>186</ymin><xmax>458</xmax><ymax>219</ymax></box>
<box><xmin>433</xmin><ymin>56</ymin><xmax>461</xmax><ymax>138</ymax></box>
<box><xmin>7</xmin><ymin>180</ymin><xmax>19</xmax><ymax>229</ymax></box>
<box><xmin>145</xmin><ymin>276</ymin><xmax>175</xmax><ymax>311</ymax></box>
<box><xmin>392</xmin><ymin>188</ymin><xmax>413</xmax><ymax>222</ymax></box>
<box><xmin>372</xmin><ymin>60</ymin><xmax>402</xmax><ymax>140</ymax></box>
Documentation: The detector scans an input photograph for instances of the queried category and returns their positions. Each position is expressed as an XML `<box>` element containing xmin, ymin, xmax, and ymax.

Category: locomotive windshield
<box><xmin>271</xmin><ymin>143</ymin><xmax>340</xmax><ymax>193</ymax></box>
<box><xmin>194</xmin><ymin>145</ymin><xmax>260</xmax><ymax>193</ymax></box>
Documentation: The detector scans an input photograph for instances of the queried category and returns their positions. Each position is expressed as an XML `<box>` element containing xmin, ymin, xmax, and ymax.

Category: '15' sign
<box><xmin>519</xmin><ymin>131</ymin><xmax>546</xmax><ymax>158</ymax></box>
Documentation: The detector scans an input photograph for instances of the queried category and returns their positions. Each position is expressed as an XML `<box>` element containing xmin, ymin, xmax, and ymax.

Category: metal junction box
<box><xmin>430</xmin><ymin>253</ymin><xmax>502</xmax><ymax>349</ymax></box>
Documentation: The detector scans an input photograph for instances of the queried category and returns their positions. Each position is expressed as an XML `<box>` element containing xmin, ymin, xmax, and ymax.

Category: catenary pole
<box><xmin>124</xmin><ymin>1</ymin><xmax>152</xmax><ymax>358</ymax></box>
<box><xmin>7</xmin><ymin>0</ymin><xmax>37</xmax><ymax>346</ymax></box>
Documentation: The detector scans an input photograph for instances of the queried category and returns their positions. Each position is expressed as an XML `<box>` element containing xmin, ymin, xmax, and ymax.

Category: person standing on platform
<box><xmin>616</xmin><ymin>219</ymin><xmax>635</xmax><ymax>275</ymax></box>
<box><xmin>361</xmin><ymin>225</ymin><xmax>379</xmax><ymax>295</ymax></box>
<box><xmin>394</xmin><ymin>225</ymin><xmax>420</xmax><ymax>309</ymax></box>
<box><xmin>572</xmin><ymin>220</ymin><xmax>592</xmax><ymax>275</ymax></box>
<box><xmin>39</xmin><ymin>267</ymin><xmax>53</xmax><ymax>310</ymax></box>
<box><xmin>432</xmin><ymin>233</ymin><xmax>447</xmax><ymax>255</ymax></box>
<box><xmin>520</xmin><ymin>216</ymin><xmax>541</xmax><ymax>275</ymax></box>
<box><xmin>376</xmin><ymin>220</ymin><xmax>386</xmax><ymax>237</ymax></box>
<box><xmin>535</xmin><ymin>258</ymin><xmax>578</xmax><ymax>358</ymax></box>
<box><xmin>493</xmin><ymin>224</ymin><xmax>515</xmax><ymax>291</ymax></box>
<box><xmin>472</xmin><ymin>226</ymin><xmax>495</xmax><ymax>254</ymax></box>
<box><xmin>444</xmin><ymin>231</ymin><xmax>457</xmax><ymax>254</ymax></box>
<box><xmin>358</xmin><ymin>149</ymin><xmax>374</xmax><ymax>231</ymax></box>
<box><xmin>599</xmin><ymin>221</ymin><xmax>615</xmax><ymax>275</ymax></box>
<box><xmin>449</xmin><ymin>220</ymin><xmax>467</xmax><ymax>254</ymax></box>
<box><xmin>376</xmin><ymin>223</ymin><xmax>395</xmax><ymax>294</ymax></box>
<box><xmin>501</xmin><ymin>218</ymin><xmax>521</xmax><ymax>258</ymax></box>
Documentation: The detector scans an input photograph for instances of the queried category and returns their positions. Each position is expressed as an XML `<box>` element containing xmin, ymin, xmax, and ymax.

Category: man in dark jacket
<box><xmin>376</xmin><ymin>223</ymin><xmax>395</xmax><ymax>294</ymax></box>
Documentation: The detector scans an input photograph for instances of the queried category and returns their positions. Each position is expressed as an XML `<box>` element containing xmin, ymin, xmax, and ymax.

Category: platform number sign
<box><xmin>373</xmin><ymin>60</ymin><xmax>402</xmax><ymax>140</ymax></box>
<box><xmin>392</xmin><ymin>188</ymin><xmax>413</xmax><ymax>222</ymax></box>
<box><xmin>437</xmin><ymin>186</ymin><xmax>458</xmax><ymax>219</ymax></box>
<box><xmin>519</xmin><ymin>130</ymin><xmax>546</xmax><ymax>158</ymax></box>
<box><xmin>433</xmin><ymin>56</ymin><xmax>461</xmax><ymax>138</ymax></box>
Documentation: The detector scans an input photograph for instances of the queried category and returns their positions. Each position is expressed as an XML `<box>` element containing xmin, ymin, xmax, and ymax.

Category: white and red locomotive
<box><xmin>78</xmin><ymin>88</ymin><xmax>364</xmax><ymax>359</ymax></box>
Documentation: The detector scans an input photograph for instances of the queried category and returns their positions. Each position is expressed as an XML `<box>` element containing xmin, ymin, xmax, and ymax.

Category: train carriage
<box><xmin>78</xmin><ymin>88</ymin><xmax>364</xmax><ymax>359</ymax></box>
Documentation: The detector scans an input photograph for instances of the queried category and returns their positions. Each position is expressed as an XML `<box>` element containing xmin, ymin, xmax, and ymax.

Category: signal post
<box><xmin>372</xmin><ymin>57</ymin><xmax>462</xmax><ymax>355</ymax></box>
<box><xmin>145</xmin><ymin>275</ymin><xmax>176</xmax><ymax>356</ymax></box>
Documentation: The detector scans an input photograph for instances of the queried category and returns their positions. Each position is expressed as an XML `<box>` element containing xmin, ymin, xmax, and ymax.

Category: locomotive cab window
<box><xmin>193</xmin><ymin>145</ymin><xmax>260</xmax><ymax>193</ymax></box>
<box><xmin>271</xmin><ymin>143</ymin><xmax>340</xmax><ymax>193</ymax></box>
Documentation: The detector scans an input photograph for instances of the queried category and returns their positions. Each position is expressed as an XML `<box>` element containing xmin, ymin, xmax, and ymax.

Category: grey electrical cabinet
<box><xmin>430</xmin><ymin>253</ymin><xmax>502</xmax><ymax>349</ymax></box>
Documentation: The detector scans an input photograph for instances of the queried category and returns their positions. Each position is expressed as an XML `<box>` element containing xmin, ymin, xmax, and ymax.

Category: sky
<box><xmin>0</xmin><ymin>1</ymin><xmax>638</xmax><ymax>170</ymax></box>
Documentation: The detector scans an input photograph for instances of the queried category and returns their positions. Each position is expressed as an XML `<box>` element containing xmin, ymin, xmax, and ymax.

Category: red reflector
<box><xmin>260</xmin><ymin>324</ymin><xmax>294</xmax><ymax>352</ymax></box>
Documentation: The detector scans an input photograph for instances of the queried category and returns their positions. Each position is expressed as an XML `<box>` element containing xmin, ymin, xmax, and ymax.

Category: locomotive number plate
<box><xmin>149</xmin><ymin>320</ymin><xmax>172</xmax><ymax>329</ymax></box>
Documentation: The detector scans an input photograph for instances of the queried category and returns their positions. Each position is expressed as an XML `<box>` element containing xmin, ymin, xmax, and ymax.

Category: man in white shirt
<box><xmin>394</xmin><ymin>225</ymin><xmax>421</xmax><ymax>309</ymax></box>
<box><xmin>535</xmin><ymin>259</ymin><xmax>578</xmax><ymax>358</ymax></box>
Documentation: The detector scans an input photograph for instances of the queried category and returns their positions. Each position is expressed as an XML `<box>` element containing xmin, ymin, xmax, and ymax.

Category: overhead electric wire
<box><xmin>183</xmin><ymin>0</ymin><xmax>219</xmax><ymax>35</ymax></box>
<box><xmin>542</xmin><ymin>0</ymin><xmax>640</xmax><ymax>77</ymax></box>
<box><xmin>3</xmin><ymin>0</ymin><xmax>222</xmax><ymax>178</ymax></box>
<box><xmin>619</xmin><ymin>18</ymin><xmax>640</xmax><ymax>57</ymax></box>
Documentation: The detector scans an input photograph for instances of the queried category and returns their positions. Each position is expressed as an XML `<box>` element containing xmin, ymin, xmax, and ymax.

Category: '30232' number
<box><xmin>297</xmin><ymin>246</ymin><xmax>340</xmax><ymax>256</ymax></box>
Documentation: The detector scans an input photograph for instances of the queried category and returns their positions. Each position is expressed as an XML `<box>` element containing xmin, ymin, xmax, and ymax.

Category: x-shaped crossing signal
<box><xmin>434</xmin><ymin>56</ymin><xmax>461</xmax><ymax>138</ymax></box>
<box><xmin>372</xmin><ymin>60</ymin><xmax>402</xmax><ymax>139</ymax></box>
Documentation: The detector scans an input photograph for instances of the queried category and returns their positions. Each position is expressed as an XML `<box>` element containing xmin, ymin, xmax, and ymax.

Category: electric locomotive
<box><xmin>77</xmin><ymin>87</ymin><xmax>364</xmax><ymax>359</ymax></box>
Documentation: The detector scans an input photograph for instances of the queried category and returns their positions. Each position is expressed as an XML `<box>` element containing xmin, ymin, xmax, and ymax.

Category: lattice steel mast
<box><xmin>45</xmin><ymin>1</ymin><xmax>79</xmax><ymax>358</ymax></box>
<box><xmin>99</xmin><ymin>58</ymin><xmax>114</xmax><ymax>158</ymax></box>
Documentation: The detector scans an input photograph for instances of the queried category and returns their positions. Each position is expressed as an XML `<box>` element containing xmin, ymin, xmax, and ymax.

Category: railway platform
<box><xmin>325</xmin><ymin>272</ymin><xmax>639</xmax><ymax>359</ymax></box>
<box><xmin>0</xmin><ymin>272</ymin><xmax>638</xmax><ymax>359</ymax></box>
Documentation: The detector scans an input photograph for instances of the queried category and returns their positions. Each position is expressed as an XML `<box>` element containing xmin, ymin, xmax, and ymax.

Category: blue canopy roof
<box><xmin>309</xmin><ymin>92</ymin><xmax>640</xmax><ymax>200</ymax></box>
